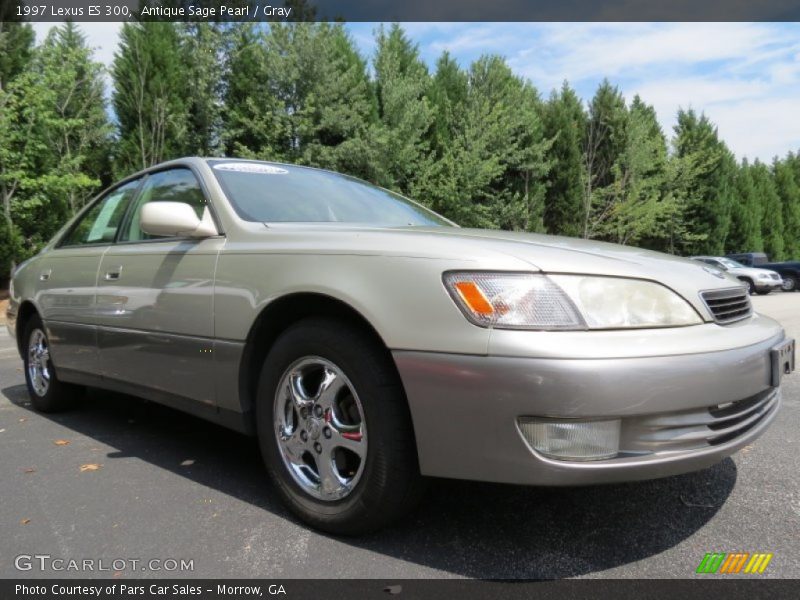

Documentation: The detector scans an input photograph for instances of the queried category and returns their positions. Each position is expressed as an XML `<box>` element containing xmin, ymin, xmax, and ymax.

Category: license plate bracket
<box><xmin>771</xmin><ymin>338</ymin><xmax>796</xmax><ymax>387</ymax></box>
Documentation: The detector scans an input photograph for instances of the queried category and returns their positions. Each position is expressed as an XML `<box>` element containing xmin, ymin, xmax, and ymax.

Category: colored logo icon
<box><xmin>696</xmin><ymin>552</ymin><xmax>773</xmax><ymax>574</ymax></box>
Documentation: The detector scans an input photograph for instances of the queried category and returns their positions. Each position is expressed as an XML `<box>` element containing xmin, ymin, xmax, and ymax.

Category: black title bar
<box><xmin>3</xmin><ymin>0</ymin><xmax>800</xmax><ymax>23</ymax></box>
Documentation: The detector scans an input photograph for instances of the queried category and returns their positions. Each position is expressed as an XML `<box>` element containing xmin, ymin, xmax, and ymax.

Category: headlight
<box><xmin>549</xmin><ymin>275</ymin><xmax>702</xmax><ymax>328</ymax></box>
<box><xmin>443</xmin><ymin>272</ymin><xmax>702</xmax><ymax>330</ymax></box>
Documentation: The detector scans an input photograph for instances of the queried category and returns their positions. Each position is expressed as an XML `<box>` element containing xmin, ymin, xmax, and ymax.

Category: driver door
<box><xmin>95</xmin><ymin>167</ymin><xmax>224</xmax><ymax>407</ymax></box>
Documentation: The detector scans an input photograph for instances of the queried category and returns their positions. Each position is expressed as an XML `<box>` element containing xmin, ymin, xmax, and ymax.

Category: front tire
<box><xmin>256</xmin><ymin>318</ymin><xmax>425</xmax><ymax>534</ymax></box>
<box><xmin>740</xmin><ymin>278</ymin><xmax>755</xmax><ymax>295</ymax></box>
<box><xmin>23</xmin><ymin>315</ymin><xmax>82</xmax><ymax>412</ymax></box>
<box><xmin>782</xmin><ymin>276</ymin><xmax>797</xmax><ymax>292</ymax></box>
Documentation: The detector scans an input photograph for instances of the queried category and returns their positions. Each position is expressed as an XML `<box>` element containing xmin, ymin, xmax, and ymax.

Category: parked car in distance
<box><xmin>690</xmin><ymin>256</ymin><xmax>782</xmax><ymax>295</ymax></box>
<box><xmin>5</xmin><ymin>158</ymin><xmax>796</xmax><ymax>534</ymax></box>
<box><xmin>726</xmin><ymin>252</ymin><xmax>800</xmax><ymax>292</ymax></box>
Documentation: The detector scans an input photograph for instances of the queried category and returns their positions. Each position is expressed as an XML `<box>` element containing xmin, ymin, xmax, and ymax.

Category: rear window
<box><xmin>208</xmin><ymin>160</ymin><xmax>451</xmax><ymax>227</ymax></box>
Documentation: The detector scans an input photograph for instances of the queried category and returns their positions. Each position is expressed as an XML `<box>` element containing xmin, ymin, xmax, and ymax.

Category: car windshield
<box><xmin>208</xmin><ymin>160</ymin><xmax>452</xmax><ymax>227</ymax></box>
<box><xmin>719</xmin><ymin>258</ymin><xmax>745</xmax><ymax>269</ymax></box>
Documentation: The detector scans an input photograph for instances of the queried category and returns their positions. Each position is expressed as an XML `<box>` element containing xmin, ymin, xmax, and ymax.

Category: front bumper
<box><xmin>394</xmin><ymin>329</ymin><xmax>787</xmax><ymax>486</ymax></box>
<box><xmin>756</xmin><ymin>280</ymin><xmax>782</xmax><ymax>292</ymax></box>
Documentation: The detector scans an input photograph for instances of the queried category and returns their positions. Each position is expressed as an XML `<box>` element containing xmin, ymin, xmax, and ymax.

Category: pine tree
<box><xmin>0</xmin><ymin>21</ymin><xmax>34</xmax><ymax>91</ymax></box>
<box><xmin>592</xmin><ymin>95</ymin><xmax>672</xmax><ymax>246</ymax></box>
<box><xmin>427</xmin><ymin>51</ymin><xmax>468</xmax><ymax>158</ymax></box>
<box><xmin>751</xmin><ymin>160</ymin><xmax>784</xmax><ymax>260</ymax></box>
<box><xmin>774</xmin><ymin>155</ymin><xmax>800</xmax><ymax>258</ymax></box>
<box><xmin>180</xmin><ymin>23</ymin><xmax>225</xmax><ymax>157</ymax></box>
<box><xmin>298</xmin><ymin>24</ymin><xmax>380</xmax><ymax>181</ymax></box>
<box><xmin>221</xmin><ymin>22</ymin><xmax>282</xmax><ymax>159</ymax></box>
<box><xmin>727</xmin><ymin>160</ymin><xmax>763</xmax><ymax>253</ymax></box>
<box><xmin>373</xmin><ymin>24</ymin><xmax>434</xmax><ymax>193</ymax></box>
<box><xmin>672</xmin><ymin>109</ymin><xmax>735</xmax><ymax>255</ymax></box>
<box><xmin>541</xmin><ymin>82</ymin><xmax>585</xmax><ymax>237</ymax></box>
<box><xmin>37</xmin><ymin>23</ymin><xmax>111</xmax><ymax>212</ymax></box>
<box><xmin>583</xmin><ymin>80</ymin><xmax>627</xmax><ymax>238</ymax></box>
<box><xmin>412</xmin><ymin>55</ymin><xmax>550</xmax><ymax>230</ymax></box>
<box><xmin>112</xmin><ymin>22</ymin><xmax>189</xmax><ymax>175</ymax></box>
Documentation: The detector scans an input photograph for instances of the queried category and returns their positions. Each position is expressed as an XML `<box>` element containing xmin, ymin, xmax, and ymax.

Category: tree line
<box><xmin>1</xmin><ymin>20</ymin><xmax>799</xmax><ymax>279</ymax></box>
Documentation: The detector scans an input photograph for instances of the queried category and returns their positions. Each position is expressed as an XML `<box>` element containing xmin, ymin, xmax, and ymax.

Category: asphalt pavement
<box><xmin>1</xmin><ymin>293</ymin><xmax>798</xmax><ymax>579</ymax></box>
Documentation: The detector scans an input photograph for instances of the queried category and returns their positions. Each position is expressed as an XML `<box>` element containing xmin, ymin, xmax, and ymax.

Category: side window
<box><xmin>119</xmin><ymin>168</ymin><xmax>208</xmax><ymax>242</ymax></box>
<box><xmin>60</xmin><ymin>179</ymin><xmax>141</xmax><ymax>247</ymax></box>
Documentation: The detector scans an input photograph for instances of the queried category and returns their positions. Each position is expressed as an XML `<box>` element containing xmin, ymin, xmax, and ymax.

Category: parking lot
<box><xmin>1</xmin><ymin>293</ymin><xmax>798</xmax><ymax>579</ymax></box>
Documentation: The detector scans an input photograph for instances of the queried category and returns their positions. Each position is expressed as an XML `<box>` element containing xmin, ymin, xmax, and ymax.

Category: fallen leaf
<box><xmin>0</xmin><ymin>428</ymin><xmax>6</xmax><ymax>433</ymax></box>
<box><xmin>53</xmin><ymin>439</ymin><xmax>70</xmax><ymax>446</ymax></box>
<box><xmin>680</xmin><ymin>495</ymin><xmax>719</xmax><ymax>509</ymax></box>
<box><xmin>23</xmin><ymin>467</ymin><xmax>36</xmax><ymax>474</ymax></box>
<box><xmin>180</xmin><ymin>459</ymin><xmax>195</xmax><ymax>466</ymax></box>
<box><xmin>20</xmin><ymin>518</ymin><xmax>31</xmax><ymax>525</ymax></box>
<box><xmin>79</xmin><ymin>463</ymin><xmax>102</xmax><ymax>473</ymax></box>
<box><xmin>18</xmin><ymin>418</ymin><xmax>27</xmax><ymax>423</ymax></box>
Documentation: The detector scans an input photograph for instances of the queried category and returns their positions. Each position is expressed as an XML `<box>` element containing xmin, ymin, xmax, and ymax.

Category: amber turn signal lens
<box><xmin>454</xmin><ymin>281</ymin><xmax>494</xmax><ymax>315</ymax></box>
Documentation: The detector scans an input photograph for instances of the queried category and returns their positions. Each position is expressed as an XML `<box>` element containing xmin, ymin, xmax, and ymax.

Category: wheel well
<box><xmin>237</xmin><ymin>293</ymin><xmax>400</xmax><ymax>423</ymax></box>
<box><xmin>15</xmin><ymin>301</ymin><xmax>39</xmax><ymax>357</ymax></box>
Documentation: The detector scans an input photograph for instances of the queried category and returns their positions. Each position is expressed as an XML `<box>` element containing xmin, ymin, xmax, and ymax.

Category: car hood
<box><xmin>393</xmin><ymin>226</ymin><xmax>742</xmax><ymax>289</ymax></box>
<box><xmin>729</xmin><ymin>266</ymin><xmax>780</xmax><ymax>278</ymax></box>
<box><xmin>251</xmin><ymin>223</ymin><xmax>746</xmax><ymax>316</ymax></box>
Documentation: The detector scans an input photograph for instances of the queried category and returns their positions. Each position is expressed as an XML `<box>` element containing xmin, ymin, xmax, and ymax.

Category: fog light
<box><xmin>518</xmin><ymin>418</ymin><xmax>621</xmax><ymax>461</ymax></box>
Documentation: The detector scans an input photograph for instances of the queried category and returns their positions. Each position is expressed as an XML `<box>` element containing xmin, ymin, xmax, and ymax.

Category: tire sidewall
<box><xmin>257</xmin><ymin>320</ymin><xmax>401</xmax><ymax>527</ymax></box>
<box><xmin>22</xmin><ymin>316</ymin><xmax>61</xmax><ymax>411</ymax></box>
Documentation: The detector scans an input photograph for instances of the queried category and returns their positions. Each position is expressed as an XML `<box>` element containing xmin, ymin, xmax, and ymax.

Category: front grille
<box><xmin>700</xmin><ymin>287</ymin><xmax>752</xmax><ymax>324</ymax></box>
<box><xmin>620</xmin><ymin>389</ymin><xmax>780</xmax><ymax>454</ymax></box>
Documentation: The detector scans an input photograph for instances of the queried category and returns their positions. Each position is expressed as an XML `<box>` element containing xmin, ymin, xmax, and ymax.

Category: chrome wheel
<box><xmin>782</xmin><ymin>277</ymin><xmax>796</xmax><ymax>291</ymax></box>
<box><xmin>27</xmin><ymin>328</ymin><xmax>51</xmax><ymax>397</ymax></box>
<box><xmin>274</xmin><ymin>356</ymin><xmax>368</xmax><ymax>501</ymax></box>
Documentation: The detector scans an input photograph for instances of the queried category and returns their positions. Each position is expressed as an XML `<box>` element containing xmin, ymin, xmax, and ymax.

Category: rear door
<box><xmin>35</xmin><ymin>179</ymin><xmax>140</xmax><ymax>377</ymax></box>
<box><xmin>95</xmin><ymin>167</ymin><xmax>224</xmax><ymax>407</ymax></box>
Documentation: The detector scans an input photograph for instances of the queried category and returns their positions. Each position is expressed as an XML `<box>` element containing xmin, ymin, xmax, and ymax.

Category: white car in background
<box><xmin>691</xmin><ymin>256</ymin><xmax>783</xmax><ymax>295</ymax></box>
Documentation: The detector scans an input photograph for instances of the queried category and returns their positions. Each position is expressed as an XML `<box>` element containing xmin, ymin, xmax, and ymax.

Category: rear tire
<box><xmin>782</xmin><ymin>276</ymin><xmax>797</xmax><ymax>292</ymax></box>
<box><xmin>755</xmin><ymin>289</ymin><xmax>771</xmax><ymax>295</ymax></box>
<box><xmin>22</xmin><ymin>315</ymin><xmax>83</xmax><ymax>413</ymax></box>
<box><xmin>256</xmin><ymin>317</ymin><xmax>425</xmax><ymax>534</ymax></box>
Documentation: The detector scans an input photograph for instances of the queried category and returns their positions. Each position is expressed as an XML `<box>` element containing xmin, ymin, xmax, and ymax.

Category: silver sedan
<box><xmin>5</xmin><ymin>158</ymin><xmax>796</xmax><ymax>534</ymax></box>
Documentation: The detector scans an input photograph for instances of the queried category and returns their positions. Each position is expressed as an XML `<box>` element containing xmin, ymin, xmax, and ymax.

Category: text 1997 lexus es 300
<box><xmin>6</xmin><ymin>158</ymin><xmax>796</xmax><ymax>534</ymax></box>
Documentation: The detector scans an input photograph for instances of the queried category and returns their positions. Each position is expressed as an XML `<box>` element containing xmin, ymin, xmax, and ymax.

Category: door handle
<box><xmin>104</xmin><ymin>266</ymin><xmax>123</xmax><ymax>281</ymax></box>
<box><xmin>39</xmin><ymin>269</ymin><xmax>52</xmax><ymax>281</ymax></box>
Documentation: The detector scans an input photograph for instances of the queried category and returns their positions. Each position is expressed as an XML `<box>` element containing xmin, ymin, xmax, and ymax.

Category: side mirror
<box><xmin>140</xmin><ymin>202</ymin><xmax>217</xmax><ymax>238</ymax></box>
